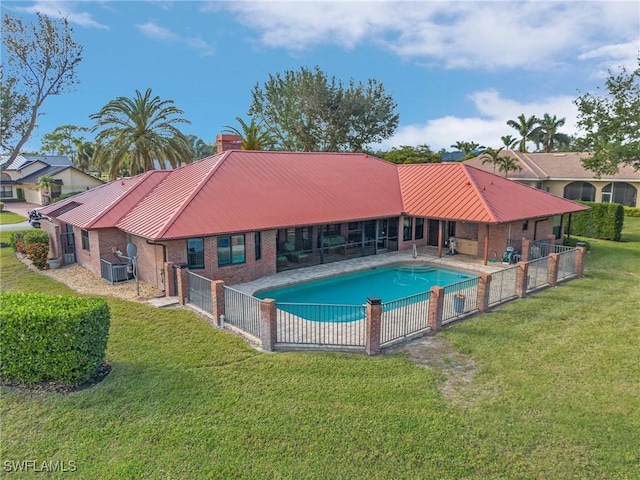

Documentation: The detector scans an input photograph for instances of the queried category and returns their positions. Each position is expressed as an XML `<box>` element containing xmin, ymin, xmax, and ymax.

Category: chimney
<box><xmin>216</xmin><ymin>134</ymin><xmax>242</xmax><ymax>153</ymax></box>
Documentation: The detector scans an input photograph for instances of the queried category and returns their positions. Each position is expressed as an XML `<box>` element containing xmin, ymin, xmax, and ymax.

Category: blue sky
<box><xmin>3</xmin><ymin>0</ymin><xmax>639</xmax><ymax>153</ymax></box>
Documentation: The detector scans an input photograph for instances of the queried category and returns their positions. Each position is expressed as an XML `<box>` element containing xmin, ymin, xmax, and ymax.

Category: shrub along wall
<box><xmin>570</xmin><ymin>202</ymin><xmax>624</xmax><ymax>241</ymax></box>
<box><xmin>0</xmin><ymin>293</ymin><xmax>110</xmax><ymax>386</ymax></box>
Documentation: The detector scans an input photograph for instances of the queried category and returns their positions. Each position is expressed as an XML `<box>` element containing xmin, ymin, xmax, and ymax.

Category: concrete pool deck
<box><xmin>233</xmin><ymin>246</ymin><xmax>509</xmax><ymax>296</ymax></box>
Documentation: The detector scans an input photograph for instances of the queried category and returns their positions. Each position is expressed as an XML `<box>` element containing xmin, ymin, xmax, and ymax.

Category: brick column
<box><xmin>176</xmin><ymin>266</ymin><xmax>188</xmax><ymax>305</ymax></box>
<box><xmin>547</xmin><ymin>234</ymin><xmax>556</xmax><ymax>245</ymax></box>
<box><xmin>164</xmin><ymin>262</ymin><xmax>175</xmax><ymax>296</ymax></box>
<box><xmin>260</xmin><ymin>298</ymin><xmax>277</xmax><ymax>352</ymax></box>
<box><xmin>476</xmin><ymin>272</ymin><xmax>491</xmax><ymax>313</ymax></box>
<box><xmin>575</xmin><ymin>244</ymin><xmax>587</xmax><ymax>278</ymax></box>
<box><xmin>365</xmin><ymin>297</ymin><xmax>382</xmax><ymax>356</ymax></box>
<box><xmin>516</xmin><ymin>261</ymin><xmax>529</xmax><ymax>298</ymax></box>
<box><xmin>428</xmin><ymin>286</ymin><xmax>444</xmax><ymax>332</ymax></box>
<box><xmin>521</xmin><ymin>239</ymin><xmax>531</xmax><ymax>262</ymax></box>
<box><xmin>547</xmin><ymin>253</ymin><xmax>559</xmax><ymax>287</ymax></box>
<box><xmin>211</xmin><ymin>280</ymin><xmax>225</xmax><ymax>327</ymax></box>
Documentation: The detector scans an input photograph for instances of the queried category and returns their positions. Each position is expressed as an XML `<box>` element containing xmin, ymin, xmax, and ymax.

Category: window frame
<box><xmin>415</xmin><ymin>218</ymin><xmax>424</xmax><ymax>240</ymax></box>
<box><xmin>218</xmin><ymin>234</ymin><xmax>246</xmax><ymax>267</ymax></box>
<box><xmin>81</xmin><ymin>229</ymin><xmax>90</xmax><ymax>251</ymax></box>
<box><xmin>254</xmin><ymin>232</ymin><xmax>261</xmax><ymax>260</ymax></box>
<box><xmin>403</xmin><ymin>217</ymin><xmax>413</xmax><ymax>241</ymax></box>
<box><xmin>187</xmin><ymin>237</ymin><xmax>205</xmax><ymax>269</ymax></box>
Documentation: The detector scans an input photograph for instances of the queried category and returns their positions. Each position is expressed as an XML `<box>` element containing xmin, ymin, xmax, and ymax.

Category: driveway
<box><xmin>1</xmin><ymin>202</ymin><xmax>40</xmax><ymax>232</ymax></box>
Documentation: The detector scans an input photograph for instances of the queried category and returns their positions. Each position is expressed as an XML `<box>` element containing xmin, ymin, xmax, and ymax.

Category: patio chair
<box><xmin>283</xmin><ymin>242</ymin><xmax>309</xmax><ymax>263</ymax></box>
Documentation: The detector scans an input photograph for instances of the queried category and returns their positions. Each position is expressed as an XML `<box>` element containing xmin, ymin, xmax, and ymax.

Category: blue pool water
<box><xmin>255</xmin><ymin>264</ymin><xmax>474</xmax><ymax>321</ymax></box>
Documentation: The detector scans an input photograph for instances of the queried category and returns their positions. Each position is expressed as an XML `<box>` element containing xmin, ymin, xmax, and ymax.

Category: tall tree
<box><xmin>1</xmin><ymin>13</ymin><xmax>83</xmax><ymax>164</ymax></box>
<box><xmin>536</xmin><ymin>113</ymin><xmax>570</xmax><ymax>152</ymax></box>
<box><xmin>500</xmin><ymin>135</ymin><xmax>517</xmax><ymax>149</ymax></box>
<box><xmin>574</xmin><ymin>59</ymin><xmax>640</xmax><ymax>174</ymax></box>
<box><xmin>72</xmin><ymin>139</ymin><xmax>94</xmax><ymax>172</ymax></box>
<box><xmin>40</xmin><ymin>125</ymin><xmax>88</xmax><ymax>156</ymax></box>
<box><xmin>451</xmin><ymin>141</ymin><xmax>483</xmax><ymax>156</ymax></box>
<box><xmin>186</xmin><ymin>134</ymin><xmax>215</xmax><ymax>160</ymax></box>
<box><xmin>506</xmin><ymin>114</ymin><xmax>539</xmax><ymax>152</ymax></box>
<box><xmin>249</xmin><ymin>66</ymin><xmax>399</xmax><ymax>152</ymax></box>
<box><xmin>223</xmin><ymin>117</ymin><xmax>276</xmax><ymax>150</ymax></box>
<box><xmin>90</xmin><ymin>88</ymin><xmax>193</xmax><ymax>180</ymax></box>
<box><xmin>375</xmin><ymin>144</ymin><xmax>442</xmax><ymax>164</ymax></box>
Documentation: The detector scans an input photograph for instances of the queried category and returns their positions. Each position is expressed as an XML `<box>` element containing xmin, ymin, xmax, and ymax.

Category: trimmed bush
<box><xmin>51</xmin><ymin>191</ymin><xmax>83</xmax><ymax>203</ymax></box>
<box><xmin>563</xmin><ymin>237</ymin><xmax>591</xmax><ymax>250</ymax></box>
<box><xmin>0</xmin><ymin>293</ymin><xmax>110</xmax><ymax>386</ymax></box>
<box><xmin>569</xmin><ymin>202</ymin><xmax>625</xmax><ymax>241</ymax></box>
<box><xmin>624</xmin><ymin>206</ymin><xmax>640</xmax><ymax>217</ymax></box>
<box><xmin>23</xmin><ymin>230</ymin><xmax>49</xmax><ymax>245</ymax></box>
<box><xmin>0</xmin><ymin>201</ymin><xmax>4</xmax><ymax>211</ymax></box>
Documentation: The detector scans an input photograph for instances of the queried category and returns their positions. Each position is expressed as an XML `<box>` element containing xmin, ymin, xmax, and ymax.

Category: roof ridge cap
<box><xmin>154</xmin><ymin>153</ymin><xmax>228</xmax><ymax>239</ymax></box>
<box><xmin>518</xmin><ymin>152</ymin><xmax>549</xmax><ymax>178</ymax></box>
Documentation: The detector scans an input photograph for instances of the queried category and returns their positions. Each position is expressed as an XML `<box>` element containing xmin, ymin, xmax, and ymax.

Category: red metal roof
<box><xmin>118</xmin><ymin>151</ymin><xmax>404</xmax><ymax>239</ymax></box>
<box><xmin>42</xmin><ymin>152</ymin><xmax>589</xmax><ymax>240</ymax></box>
<box><xmin>398</xmin><ymin>163</ymin><xmax>588</xmax><ymax>223</ymax></box>
<box><xmin>39</xmin><ymin>171</ymin><xmax>169</xmax><ymax>229</ymax></box>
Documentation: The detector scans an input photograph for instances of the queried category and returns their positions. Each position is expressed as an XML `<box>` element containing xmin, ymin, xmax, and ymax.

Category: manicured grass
<box><xmin>0</xmin><ymin>211</ymin><xmax>27</xmax><ymax>225</ymax></box>
<box><xmin>1</xmin><ymin>221</ymin><xmax>639</xmax><ymax>478</ymax></box>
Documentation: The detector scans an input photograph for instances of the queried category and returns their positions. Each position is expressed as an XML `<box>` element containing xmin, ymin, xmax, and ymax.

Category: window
<box><xmin>218</xmin><ymin>234</ymin><xmax>245</xmax><ymax>266</ymax></box>
<box><xmin>0</xmin><ymin>185</ymin><xmax>12</xmax><ymax>198</ymax></box>
<box><xmin>602</xmin><ymin>182</ymin><xmax>637</xmax><ymax>207</ymax></box>
<box><xmin>403</xmin><ymin>217</ymin><xmax>413</xmax><ymax>241</ymax></box>
<box><xmin>81</xmin><ymin>230</ymin><xmax>90</xmax><ymax>251</ymax></box>
<box><xmin>254</xmin><ymin>232</ymin><xmax>261</xmax><ymax>260</ymax></box>
<box><xmin>415</xmin><ymin>218</ymin><xmax>424</xmax><ymax>240</ymax></box>
<box><xmin>563</xmin><ymin>182</ymin><xmax>595</xmax><ymax>202</ymax></box>
<box><xmin>187</xmin><ymin>238</ymin><xmax>204</xmax><ymax>269</ymax></box>
<box><xmin>522</xmin><ymin>220</ymin><xmax>529</xmax><ymax>231</ymax></box>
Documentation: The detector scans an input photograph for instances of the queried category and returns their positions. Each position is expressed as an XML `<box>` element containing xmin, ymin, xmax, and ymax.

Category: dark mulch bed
<box><xmin>0</xmin><ymin>361</ymin><xmax>112</xmax><ymax>394</ymax></box>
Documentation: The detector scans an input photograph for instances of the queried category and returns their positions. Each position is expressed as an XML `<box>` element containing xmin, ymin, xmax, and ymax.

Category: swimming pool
<box><xmin>255</xmin><ymin>264</ymin><xmax>475</xmax><ymax>321</ymax></box>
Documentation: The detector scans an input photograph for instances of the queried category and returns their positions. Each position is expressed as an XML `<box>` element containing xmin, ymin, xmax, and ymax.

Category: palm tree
<box><xmin>72</xmin><ymin>139</ymin><xmax>94</xmax><ymax>172</ymax></box>
<box><xmin>37</xmin><ymin>174</ymin><xmax>56</xmax><ymax>204</ymax></box>
<box><xmin>500</xmin><ymin>135</ymin><xmax>517</xmax><ymax>149</ymax></box>
<box><xmin>90</xmin><ymin>88</ymin><xmax>192</xmax><ymax>180</ymax></box>
<box><xmin>506</xmin><ymin>114</ymin><xmax>539</xmax><ymax>152</ymax></box>
<box><xmin>536</xmin><ymin>113</ymin><xmax>570</xmax><ymax>152</ymax></box>
<box><xmin>480</xmin><ymin>147</ymin><xmax>505</xmax><ymax>175</ymax></box>
<box><xmin>223</xmin><ymin>117</ymin><xmax>275</xmax><ymax>150</ymax></box>
<box><xmin>496</xmin><ymin>156</ymin><xmax>523</xmax><ymax>177</ymax></box>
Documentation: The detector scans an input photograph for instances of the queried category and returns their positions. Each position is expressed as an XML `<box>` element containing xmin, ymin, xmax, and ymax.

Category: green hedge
<box><xmin>624</xmin><ymin>206</ymin><xmax>640</xmax><ymax>217</ymax></box>
<box><xmin>23</xmin><ymin>230</ymin><xmax>49</xmax><ymax>245</ymax></box>
<box><xmin>51</xmin><ymin>191</ymin><xmax>84</xmax><ymax>203</ymax></box>
<box><xmin>569</xmin><ymin>202</ymin><xmax>624</xmax><ymax>241</ymax></box>
<box><xmin>0</xmin><ymin>293</ymin><xmax>110</xmax><ymax>386</ymax></box>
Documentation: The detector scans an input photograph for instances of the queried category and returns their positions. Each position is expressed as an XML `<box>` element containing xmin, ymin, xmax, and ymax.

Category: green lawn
<box><xmin>1</xmin><ymin>220</ymin><xmax>638</xmax><ymax>479</ymax></box>
<box><xmin>0</xmin><ymin>211</ymin><xmax>27</xmax><ymax>225</ymax></box>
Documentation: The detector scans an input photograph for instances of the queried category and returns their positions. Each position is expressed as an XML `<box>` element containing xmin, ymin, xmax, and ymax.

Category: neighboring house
<box><xmin>38</xmin><ymin>148</ymin><xmax>587</xmax><ymax>294</ymax></box>
<box><xmin>0</xmin><ymin>155</ymin><xmax>103</xmax><ymax>205</ymax></box>
<box><xmin>465</xmin><ymin>151</ymin><xmax>640</xmax><ymax>208</ymax></box>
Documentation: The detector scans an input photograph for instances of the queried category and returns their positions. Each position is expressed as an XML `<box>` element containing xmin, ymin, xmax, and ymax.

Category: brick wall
<box><xmin>477</xmin><ymin>218</ymin><xmax>556</xmax><ymax>260</ymax></box>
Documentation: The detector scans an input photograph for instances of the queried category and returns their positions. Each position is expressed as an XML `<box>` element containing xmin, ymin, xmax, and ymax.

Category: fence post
<box><xmin>516</xmin><ymin>261</ymin><xmax>529</xmax><ymax>298</ymax></box>
<box><xmin>428</xmin><ymin>286</ymin><xmax>444</xmax><ymax>332</ymax></box>
<box><xmin>365</xmin><ymin>297</ymin><xmax>382</xmax><ymax>356</ymax></box>
<box><xmin>521</xmin><ymin>239</ymin><xmax>531</xmax><ymax>262</ymax></box>
<box><xmin>164</xmin><ymin>262</ymin><xmax>175</xmax><ymax>296</ymax></box>
<box><xmin>176</xmin><ymin>266</ymin><xmax>188</xmax><ymax>305</ymax></box>
<box><xmin>211</xmin><ymin>280</ymin><xmax>225</xmax><ymax>327</ymax></box>
<box><xmin>476</xmin><ymin>273</ymin><xmax>491</xmax><ymax>313</ymax></box>
<box><xmin>547</xmin><ymin>253</ymin><xmax>559</xmax><ymax>287</ymax></box>
<box><xmin>575</xmin><ymin>244</ymin><xmax>587</xmax><ymax>278</ymax></box>
<box><xmin>260</xmin><ymin>298</ymin><xmax>277</xmax><ymax>352</ymax></box>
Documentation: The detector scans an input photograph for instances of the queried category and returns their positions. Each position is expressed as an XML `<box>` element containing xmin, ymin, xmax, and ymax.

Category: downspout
<box><xmin>146</xmin><ymin>239</ymin><xmax>167</xmax><ymax>293</ymax></box>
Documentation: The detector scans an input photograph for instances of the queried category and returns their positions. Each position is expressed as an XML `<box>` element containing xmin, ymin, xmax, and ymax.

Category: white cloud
<box><xmin>380</xmin><ymin>89</ymin><xmax>579</xmax><ymax>151</ymax></box>
<box><xmin>578</xmin><ymin>40</ymin><xmax>640</xmax><ymax>75</ymax></box>
<box><xmin>136</xmin><ymin>21</ymin><xmax>215</xmax><ymax>55</ymax></box>
<box><xmin>218</xmin><ymin>1</ymin><xmax>639</xmax><ymax>71</ymax></box>
<box><xmin>16</xmin><ymin>1</ymin><xmax>109</xmax><ymax>29</ymax></box>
